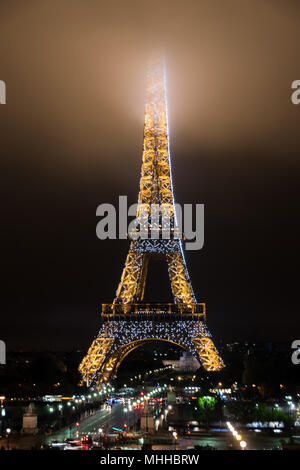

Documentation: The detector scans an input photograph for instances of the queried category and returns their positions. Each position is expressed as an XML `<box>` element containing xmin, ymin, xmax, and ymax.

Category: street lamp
<box><xmin>240</xmin><ymin>440</ymin><xmax>247</xmax><ymax>450</ymax></box>
<box><xmin>145</xmin><ymin>397</ymin><xmax>149</xmax><ymax>434</ymax></box>
<box><xmin>0</xmin><ymin>396</ymin><xmax>5</xmax><ymax>411</ymax></box>
<box><xmin>124</xmin><ymin>407</ymin><xmax>129</xmax><ymax>430</ymax></box>
<box><xmin>6</xmin><ymin>428</ymin><xmax>11</xmax><ymax>450</ymax></box>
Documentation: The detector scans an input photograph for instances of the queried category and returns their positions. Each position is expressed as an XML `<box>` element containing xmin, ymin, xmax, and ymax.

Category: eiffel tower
<box><xmin>79</xmin><ymin>58</ymin><xmax>224</xmax><ymax>386</ymax></box>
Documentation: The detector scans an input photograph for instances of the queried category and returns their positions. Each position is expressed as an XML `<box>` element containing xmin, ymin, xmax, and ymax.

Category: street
<box><xmin>44</xmin><ymin>402</ymin><xmax>138</xmax><ymax>445</ymax></box>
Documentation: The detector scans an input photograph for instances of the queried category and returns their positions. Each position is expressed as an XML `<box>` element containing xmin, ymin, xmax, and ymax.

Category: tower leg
<box><xmin>192</xmin><ymin>337</ymin><xmax>224</xmax><ymax>371</ymax></box>
<box><xmin>79</xmin><ymin>335</ymin><xmax>114</xmax><ymax>385</ymax></box>
<box><xmin>114</xmin><ymin>243</ymin><xmax>145</xmax><ymax>303</ymax></box>
<box><xmin>167</xmin><ymin>249</ymin><xmax>195</xmax><ymax>304</ymax></box>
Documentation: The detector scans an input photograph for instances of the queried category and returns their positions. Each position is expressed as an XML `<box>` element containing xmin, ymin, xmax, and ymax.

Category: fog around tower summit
<box><xmin>0</xmin><ymin>0</ymin><xmax>299</xmax><ymax>177</ymax></box>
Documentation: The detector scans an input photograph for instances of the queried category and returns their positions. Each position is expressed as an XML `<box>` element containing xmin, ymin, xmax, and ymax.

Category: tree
<box><xmin>197</xmin><ymin>396</ymin><xmax>223</xmax><ymax>430</ymax></box>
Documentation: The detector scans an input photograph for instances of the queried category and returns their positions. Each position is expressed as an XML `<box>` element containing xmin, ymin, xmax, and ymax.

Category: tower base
<box><xmin>79</xmin><ymin>306</ymin><xmax>224</xmax><ymax>386</ymax></box>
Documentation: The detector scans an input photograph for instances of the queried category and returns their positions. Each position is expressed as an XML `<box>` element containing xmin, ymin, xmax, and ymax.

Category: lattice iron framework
<box><xmin>79</xmin><ymin>58</ymin><xmax>224</xmax><ymax>386</ymax></box>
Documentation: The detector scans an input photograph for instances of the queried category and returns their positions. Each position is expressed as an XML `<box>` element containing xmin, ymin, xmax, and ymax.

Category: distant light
<box><xmin>240</xmin><ymin>441</ymin><xmax>247</xmax><ymax>449</ymax></box>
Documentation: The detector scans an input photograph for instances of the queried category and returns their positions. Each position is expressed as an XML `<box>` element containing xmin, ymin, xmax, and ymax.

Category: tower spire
<box><xmin>137</xmin><ymin>56</ymin><xmax>173</xmax><ymax>216</ymax></box>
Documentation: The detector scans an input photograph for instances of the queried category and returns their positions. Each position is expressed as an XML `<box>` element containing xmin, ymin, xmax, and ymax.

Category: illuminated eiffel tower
<box><xmin>79</xmin><ymin>58</ymin><xmax>224</xmax><ymax>386</ymax></box>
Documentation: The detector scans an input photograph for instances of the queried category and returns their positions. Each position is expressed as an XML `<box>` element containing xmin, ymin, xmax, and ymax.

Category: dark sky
<box><xmin>0</xmin><ymin>1</ymin><xmax>299</xmax><ymax>350</ymax></box>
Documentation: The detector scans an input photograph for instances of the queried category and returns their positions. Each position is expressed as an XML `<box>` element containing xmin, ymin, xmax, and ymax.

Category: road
<box><xmin>44</xmin><ymin>403</ymin><xmax>139</xmax><ymax>445</ymax></box>
<box><xmin>44</xmin><ymin>401</ymin><xmax>296</xmax><ymax>450</ymax></box>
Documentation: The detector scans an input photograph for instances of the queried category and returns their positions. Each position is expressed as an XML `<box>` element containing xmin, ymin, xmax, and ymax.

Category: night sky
<box><xmin>1</xmin><ymin>1</ymin><xmax>299</xmax><ymax>350</ymax></box>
